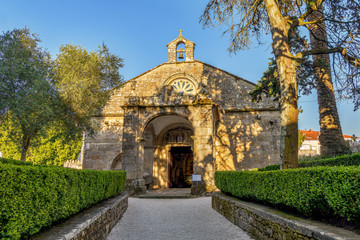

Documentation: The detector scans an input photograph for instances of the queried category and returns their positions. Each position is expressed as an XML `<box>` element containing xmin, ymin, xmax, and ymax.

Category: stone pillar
<box><xmin>168</xmin><ymin>44</ymin><xmax>177</xmax><ymax>63</ymax></box>
<box><xmin>122</xmin><ymin>106</ymin><xmax>146</xmax><ymax>194</ymax></box>
<box><xmin>185</xmin><ymin>43</ymin><xmax>194</xmax><ymax>62</ymax></box>
<box><xmin>191</xmin><ymin>105</ymin><xmax>215</xmax><ymax>193</ymax></box>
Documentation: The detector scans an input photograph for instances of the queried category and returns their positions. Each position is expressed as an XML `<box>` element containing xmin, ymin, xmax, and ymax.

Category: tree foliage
<box><xmin>0</xmin><ymin>28</ymin><xmax>60</xmax><ymax>161</ymax></box>
<box><xmin>0</xmin><ymin>112</ymin><xmax>22</xmax><ymax>160</ymax></box>
<box><xmin>0</xmin><ymin>113</ymin><xmax>82</xmax><ymax>166</ymax></box>
<box><xmin>53</xmin><ymin>43</ymin><xmax>124</xmax><ymax>132</ymax></box>
<box><xmin>28</xmin><ymin>124</ymin><xmax>82</xmax><ymax>166</ymax></box>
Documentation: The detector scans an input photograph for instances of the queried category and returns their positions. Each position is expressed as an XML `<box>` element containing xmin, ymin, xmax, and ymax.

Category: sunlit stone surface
<box><xmin>80</xmin><ymin>32</ymin><xmax>281</xmax><ymax>193</ymax></box>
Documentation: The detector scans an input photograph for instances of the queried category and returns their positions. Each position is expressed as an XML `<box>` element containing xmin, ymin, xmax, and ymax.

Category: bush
<box><xmin>215</xmin><ymin>167</ymin><xmax>360</xmax><ymax>221</ymax></box>
<box><xmin>0</xmin><ymin>157</ymin><xmax>33</xmax><ymax>166</ymax></box>
<box><xmin>258</xmin><ymin>153</ymin><xmax>360</xmax><ymax>171</ymax></box>
<box><xmin>258</xmin><ymin>164</ymin><xmax>280</xmax><ymax>171</ymax></box>
<box><xmin>0</xmin><ymin>163</ymin><xmax>126</xmax><ymax>239</ymax></box>
<box><xmin>299</xmin><ymin>153</ymin><xmax>360</xmax><ymax>168</ymax></box>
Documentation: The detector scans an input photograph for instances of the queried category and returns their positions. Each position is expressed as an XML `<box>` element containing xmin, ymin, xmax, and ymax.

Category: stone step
<box><xmin>138</xmin><ymin>188</ymin><xmax>193</xmax><ymax>199</ymax></box>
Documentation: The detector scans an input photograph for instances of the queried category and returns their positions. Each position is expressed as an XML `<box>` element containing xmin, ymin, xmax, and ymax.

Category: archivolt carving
<box><xmin>163</xmin><ymin>127</ymin><xmax>193</xmax><ymax>145</ymax></box>
<box><xmin>162</xmin><ymin>72</ymin><xmax>199</xmax><ymax>90</ymax></box>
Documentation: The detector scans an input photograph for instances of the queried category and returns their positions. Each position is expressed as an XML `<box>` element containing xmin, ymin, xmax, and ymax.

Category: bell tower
<box><xmin>167</xmin><ymin>30</ymin><xmax>195</xmax><ymax>63</ymax></box>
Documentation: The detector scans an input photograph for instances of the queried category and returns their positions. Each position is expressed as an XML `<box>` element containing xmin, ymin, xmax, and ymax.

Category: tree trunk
<box><xmin>264</xmin><ymin>0</ymin><xmax>298</xmax><ymax>168</ymax></box>
<box><xmin>20</xmin><ymin>136</ymin><xmax>30</xmax><ymax>162</ymax></box>
<box><xmin>308</xmin><ymin>10</ymin><xmax>351</xmax><ymax>157</ymax></box>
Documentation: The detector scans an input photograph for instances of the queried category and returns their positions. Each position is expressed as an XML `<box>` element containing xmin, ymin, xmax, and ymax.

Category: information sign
<box><xmin>192</xmin><ymin>174</ymin><xmax>201</xmax><ymax>182</ymax></box>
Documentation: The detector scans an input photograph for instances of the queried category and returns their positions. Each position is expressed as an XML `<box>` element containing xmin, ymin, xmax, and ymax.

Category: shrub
<box><xmin>258</xmin><ymin>153</ymin><xmax>360</xmax><ymax>171</ymax></box>
<box><xmin>0</xmin><ymin>157</ymin><xmax>33</xmax><ymax>166</ymax></box>
<box><xmin>258</xmin><ymin>164</ymin><xmax>280</xmax><ymax>171</ymax></box>
<box><xmin>299</xmin><ymin>153</ymin><xmax>360</xmax><ymax>168</ymax></box>
<box><xmin>0</xmin><ymin>163</ymin><xmax>126</xmax><ymax>239</ymax></box>
<box><xmin>215</xmin><ymin>166</ymin><xmax>360</xmax><ymax>221</ymax></box>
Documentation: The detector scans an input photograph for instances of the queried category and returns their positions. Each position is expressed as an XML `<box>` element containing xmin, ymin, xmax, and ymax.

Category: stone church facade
<box><xmin>81</xmin><ymin>32</ymin><xmax>281</xmax><ymax>193</ymax></box>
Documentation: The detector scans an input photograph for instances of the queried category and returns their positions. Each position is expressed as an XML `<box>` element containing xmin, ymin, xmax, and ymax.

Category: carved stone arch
<box><xmin>176</xmin><ymin>40</ymin><xmax>185</xmax><ymax>46</ymax></box>
<box><xmin>162</xmin><ymin>72</ymin><xmax>199</xmax><ymax>89</ymax></box>
<box><xmin>140</xmin><ymin>112</ymin><xmax>193</xmax><ymax>139</ymax></box>
<box><xmin>156</xmin><ymin>123</ymin><xmax>194</xmax><ymax>146</ymax></box>
<box><xmin>110</xmin><ymin>153</ymin><xmax>122</xmax><ymax>170</ymax></box>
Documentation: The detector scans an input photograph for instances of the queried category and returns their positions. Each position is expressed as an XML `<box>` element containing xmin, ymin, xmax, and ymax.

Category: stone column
<box><xmin>191</xmin><ymin>105</ymin><xmax>215</xmax><ymax>193</ymax></box>
<box><xmin>122</xmin><ymin>106</ymin><xmax>146</xmax><ymax>193</ymax></box>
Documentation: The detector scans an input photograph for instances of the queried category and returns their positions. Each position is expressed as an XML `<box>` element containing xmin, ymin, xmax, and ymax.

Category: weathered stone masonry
<box><xmin>81</xmin><ymin>32</ymin><xmax>281</xmax><ymax>193</ymax></box>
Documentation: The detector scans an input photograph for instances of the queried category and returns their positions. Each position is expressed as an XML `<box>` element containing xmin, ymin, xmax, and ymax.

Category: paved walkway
<box><xmin>107</xmin><ymin>197</ymin><xmax>253</xmax><ymax>240</ymax></box>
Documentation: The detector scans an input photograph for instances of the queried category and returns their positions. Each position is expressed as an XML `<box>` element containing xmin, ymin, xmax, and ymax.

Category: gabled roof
<box><xmin>111</xmin><ymin>59</ymin><xmax>255</xmax><ymax>91</ymax></box>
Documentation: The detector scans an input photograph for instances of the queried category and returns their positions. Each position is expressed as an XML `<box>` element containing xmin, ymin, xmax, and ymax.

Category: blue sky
<box><xmin>1</xmin><ymin>0</ymin><xmax>359</xmax><ymax>136</ymax></box>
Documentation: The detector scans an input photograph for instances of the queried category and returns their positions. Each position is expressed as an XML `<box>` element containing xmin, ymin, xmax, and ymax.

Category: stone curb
<box><xmin>33</xmin><ymin>192</ymin><xmax>128</xmax><ymax>240</ymax></box>
<box><xmin>212</xmin><ymin>192</ymin><xmax>360</xmax><ymax>240</ymax></box>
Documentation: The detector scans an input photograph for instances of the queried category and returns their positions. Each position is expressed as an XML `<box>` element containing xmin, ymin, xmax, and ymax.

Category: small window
<box><xmin>300</xmin><ymin>144</ymin><xmax>310</xmax><ymax>150</ymax></box>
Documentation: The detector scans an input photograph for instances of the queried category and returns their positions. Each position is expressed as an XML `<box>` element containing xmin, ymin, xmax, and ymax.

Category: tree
<box><xmin>201</xmin><ymin>0</ymin><xmax>360</xmax><ymax>168</ymax></box>
<box><xmin>0</xmin><ymin>28</ymin><xmax>60</xmax><ymax>161</ymax></box>
<box><xmin>53</xmin><ymin>43</ymin><xmax>124</xmax><ymax>132</ymax></box>
<box><xmin>252</xmin><ymin>8</ymin><xmax>352</xmax><ymax>157</ymax></box>
<box><xmin>307</xmin><ymin>9</ymin><xmax>351</xmax><ymax>156</ymax></box>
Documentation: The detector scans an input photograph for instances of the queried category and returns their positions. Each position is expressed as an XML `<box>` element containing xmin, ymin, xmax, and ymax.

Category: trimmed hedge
<box><xmin>215</xmin><ymin>166</ymin><xmax>360</xmax><ymax>221</ymax></box>
<box><xmin>0</xmin><ymin>163</ymin><xmax>126</xmax><ymax>239</ymax></box>
<box><xmin>258</xmin><ymin>153</ymin><xmax>360</xmax><ymax>171</ymax></box>
<box><xmin>258</xmin><ymin>164</ymin><xmax>280</xmax><ymax>171</ymax></box>
<box><xmin>0</xmin><ymin>157</ymin><xmax>33</xmax><ymax>166</ymax></box>
<box><xmin>299</xmin><ymin>153</ymin><xmax>360</xmax><ymax>168</ymax></box>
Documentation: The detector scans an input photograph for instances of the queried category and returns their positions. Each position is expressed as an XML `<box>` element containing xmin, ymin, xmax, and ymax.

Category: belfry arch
<box><xmin>142</xmin><ymin>114</ymin><xmax>194</xmax><ymax>189</ymax></box>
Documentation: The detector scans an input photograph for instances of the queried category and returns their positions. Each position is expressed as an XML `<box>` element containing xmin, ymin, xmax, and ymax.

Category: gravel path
<box><xmin>107</xmin><ymin>197</ymin><xmax>253</xmax><ymax>240</ymax></box>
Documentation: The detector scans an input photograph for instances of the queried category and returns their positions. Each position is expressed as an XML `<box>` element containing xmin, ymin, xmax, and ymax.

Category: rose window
<box><xmin>170</xmin><ymin>79</ymin><xmax>195</xmax><ymax>95</ymax></box>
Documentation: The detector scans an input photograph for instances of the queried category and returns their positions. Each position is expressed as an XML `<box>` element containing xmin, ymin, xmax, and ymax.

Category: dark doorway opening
<box><xmin>169</xmin><ymin>146</ymin><xmax>193</xmax><ymax>188</ymax></box>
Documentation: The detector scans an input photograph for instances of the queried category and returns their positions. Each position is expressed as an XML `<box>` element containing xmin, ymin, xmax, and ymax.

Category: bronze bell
<box><xmin>178</xmin><ymin>52</ymin><xmax>184</xmax><ymax>59</ymax></box>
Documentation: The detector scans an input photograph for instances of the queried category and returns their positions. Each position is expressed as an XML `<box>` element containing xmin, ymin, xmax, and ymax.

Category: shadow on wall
<box><xmin>200</xmin><ymin>65</ymin><xmax>280</xmax><ymax>171</ymax></box>
<box><xmin>215</xmin><ymin>109</ymin><xmax>280</xmax><ymax>171</ymax></box>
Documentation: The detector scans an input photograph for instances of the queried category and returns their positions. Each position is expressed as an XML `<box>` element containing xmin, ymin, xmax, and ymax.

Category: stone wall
<box><xmin>34</xmin><ymin>192</ymin><xmax>128</xmax><ymax>240</ymax></box>
<box><xmin>63</xmin><ymin>160</ymin><xmax>82</xmax><ymax>169</ymax></box>
<box><xmin>83</xmin><ymin>116</ymin><xmax>124</xmax><ymax>170</ymax></box>
<box><xmin>212</xmin><ymin>192</ymin><xmax>359</xmax><ymax>240</ymax></box>
<box><xmin>215</xmin><ymin>110</ymin><xmax>281</xmax><ymax>171</ymax></box>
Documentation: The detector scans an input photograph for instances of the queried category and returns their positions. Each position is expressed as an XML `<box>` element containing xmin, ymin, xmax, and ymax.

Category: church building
<box><xmin>80</xmin><ymin>32</ymin><xmax>281</xmax><ymax>193</ymax></box>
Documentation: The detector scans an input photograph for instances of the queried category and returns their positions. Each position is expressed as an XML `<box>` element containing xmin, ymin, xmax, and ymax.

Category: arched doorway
<box><xmin>142</xmin><ymin>114</ymin><xmax>194</xmax><ymax>189</ymax></box>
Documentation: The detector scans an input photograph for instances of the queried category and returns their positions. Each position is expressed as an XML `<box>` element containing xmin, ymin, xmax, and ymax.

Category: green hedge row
<box><xmin>258</xmin><ymin>153</ymin><xmax>360</xmax><ymax>171</ymax></box>
<box><xmin>299</xmin><ymin>153</ymin><xmax>360</xmax><ymax>168</ymax></box>
<box><xmin>0</xmin><ymin>163</ymin><xmax>126</xmax><ymax>239</ymax></box>
<box><xmin>0</xmin><ymin>157</ymin><xmax>34</xmax><ymax>166</ymax></box>
<box><xmin>215</xmin><ymin>166</ymin><xmax>360</xmax><ymax>221</ymax></box>
<box><xmin>258</xmin><ymin>164</ymin><xmax>280</xmax><ymax>171</ymax></box>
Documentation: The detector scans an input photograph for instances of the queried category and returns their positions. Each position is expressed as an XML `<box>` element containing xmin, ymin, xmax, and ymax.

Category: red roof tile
<box><xmin>300</xmin><ymin>130</ymin><xmax>320</xmax><ymax>140</ymax></box>
<box><xmin>300</xmin><ymin>130</ymin><xmax>359</xmax><ymax>140</ymax></box>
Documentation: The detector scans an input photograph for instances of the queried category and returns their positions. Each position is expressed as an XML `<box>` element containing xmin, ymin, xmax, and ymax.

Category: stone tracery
<box><xmin>170</xmin><ymin>79</ymin><xmax>196</xmax><ymax>95</ymax></box>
